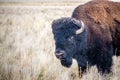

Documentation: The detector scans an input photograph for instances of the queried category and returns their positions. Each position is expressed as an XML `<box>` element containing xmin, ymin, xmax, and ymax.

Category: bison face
<box><xmin>52</xmin><ymin>17</ymin><xmax>85</xmax><ymax>67</ymax></box>
<box><xmin>54</xmin><ymin>35</ymin><xmax>76</xmax><ymax>67</ymax></box>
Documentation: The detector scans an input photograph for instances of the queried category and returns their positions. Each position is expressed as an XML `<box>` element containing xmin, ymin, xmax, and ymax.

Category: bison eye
<box><xmin>67</xmin><ymin>36</ymin><xmax>74</xmax><ymax>42</ymax></box>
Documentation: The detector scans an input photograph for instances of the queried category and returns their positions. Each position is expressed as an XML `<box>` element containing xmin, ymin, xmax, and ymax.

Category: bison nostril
<box><xmin>55</xmin><ymin>49</ymin><xmax>63</xmax><ymax>55</ymax></box>
<box><xmin>55</xmin><ymin>51</ymin><xmax>64</xmax><ymax>59</ymax></box>
<box><xmin>55</xmin><ymin>50</ymin><xmax>60</xmax><ymax>53</ymax></box>
<box><xmin>55</xmin><ymin>49</ymin><xmax>65</xmax><ymax>59</ymax></box>
<box><xmin>55</xmin><ymin>52</ymin><xmax>64</xmax><ymax>56</ymax></box>
<box><xmin>55</xmin><ymin>53</ymin><xmax>64</xmax><ymax>59</ymax></box>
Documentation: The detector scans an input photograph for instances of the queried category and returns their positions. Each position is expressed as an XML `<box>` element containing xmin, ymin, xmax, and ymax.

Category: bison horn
<box><xmin>75</xmin><ymin>20</ymin><xmax>85</xmax><ymax>34</ymax></box>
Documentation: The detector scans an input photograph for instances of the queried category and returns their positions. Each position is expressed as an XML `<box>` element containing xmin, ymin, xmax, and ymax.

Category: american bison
<box><xmin>52</xmin><ymin>0</ymin><xmax>120</xmax><ymax>75</ymax></box>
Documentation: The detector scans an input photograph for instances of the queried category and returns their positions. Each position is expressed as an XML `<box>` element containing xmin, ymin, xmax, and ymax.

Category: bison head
<box><xmin>52</xmin><ymin>17</ymin><xmax>87</xmax><ymax>68</ymax></box>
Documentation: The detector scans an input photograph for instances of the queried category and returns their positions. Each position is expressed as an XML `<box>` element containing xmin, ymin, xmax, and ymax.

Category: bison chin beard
<box><xmin>60</xmin><ymin>58</ymin><xmax>72</xmax><ymax>68</ymax></box>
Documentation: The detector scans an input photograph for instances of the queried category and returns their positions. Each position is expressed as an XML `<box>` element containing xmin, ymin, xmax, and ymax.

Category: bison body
<box><xmin>52</xmin><ymin>1</ymin><xmax>120</xmax><ymax>74</ymax></box>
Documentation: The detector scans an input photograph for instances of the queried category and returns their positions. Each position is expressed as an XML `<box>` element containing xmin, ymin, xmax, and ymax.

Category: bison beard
<box><xmin>52</xmin><ymin>0</ymin><xmax>120</xmax><ymax>76</ymax></box>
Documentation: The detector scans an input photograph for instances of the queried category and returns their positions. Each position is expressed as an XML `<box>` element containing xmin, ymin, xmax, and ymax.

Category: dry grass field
<box><xmin>0</xmin><ymin>2</ymin><xmax>120</xmax><ymax>80</ymax></box>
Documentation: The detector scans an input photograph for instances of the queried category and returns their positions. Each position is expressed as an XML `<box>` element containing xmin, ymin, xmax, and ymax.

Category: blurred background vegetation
<box><xmin>0</xmin><ymin>0</ymin><xmax>120</xmax><ymax>80</ymax></box>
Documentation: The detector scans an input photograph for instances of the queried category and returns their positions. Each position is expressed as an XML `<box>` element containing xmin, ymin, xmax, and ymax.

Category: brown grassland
<box><xmin>0</xmin><ymin>2</ymin><xmax>120</xmax><ymax>80</ymax></box>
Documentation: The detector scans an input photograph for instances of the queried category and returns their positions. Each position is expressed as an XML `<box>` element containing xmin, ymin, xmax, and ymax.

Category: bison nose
<box><xmin>55</xmin><ymin>49</ymin><xmax>64</xmax><ymax>59</ymax></box>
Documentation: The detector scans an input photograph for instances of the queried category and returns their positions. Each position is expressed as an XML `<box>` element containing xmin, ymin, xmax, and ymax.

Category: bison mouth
<box><xmin>60</xmin><ymin>58</ymin><xmax>72</xmax><ymax>67</ymax></box>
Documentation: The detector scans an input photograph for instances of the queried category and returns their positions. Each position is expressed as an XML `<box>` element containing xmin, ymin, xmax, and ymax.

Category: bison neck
<box><xmin>74</xmin><ymin>30</ymin><xmax>89</xmax><ymax>72</ymax></box>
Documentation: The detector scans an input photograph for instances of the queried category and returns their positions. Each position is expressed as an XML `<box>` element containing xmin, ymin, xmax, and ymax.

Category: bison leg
<box><xmin>95</xmin><ymin>48</ymin><xmax>113</xmax><ymax>74</ymax></box>
<box><xmin>114</xmin><ymin>47</ymin><xmax>120</xmax><ymax>56</ymax></box>
<box><xmin>78</xmin><ymin>66</ymin><xmax>86</xmax><ymax>78</ymax></box>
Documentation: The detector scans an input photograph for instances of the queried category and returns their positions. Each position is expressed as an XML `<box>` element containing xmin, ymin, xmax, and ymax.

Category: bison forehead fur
<box><xmin>52</xmin><ymin>0</ymin><xmax>120</xmax><ymax>75</ymax></box>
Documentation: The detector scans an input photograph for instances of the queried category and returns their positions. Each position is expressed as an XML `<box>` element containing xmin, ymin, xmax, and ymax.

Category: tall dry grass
<box><xmin>0</xmin><ymin>2</ymin><xmax>120</xmax><ymax>80</ymax></box>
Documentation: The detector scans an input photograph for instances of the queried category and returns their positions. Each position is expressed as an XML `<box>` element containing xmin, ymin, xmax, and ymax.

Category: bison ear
<box><xmin>72</xmin><ymin>19</ymin><xmax>85</xmax><ymax>34</ymax></box>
